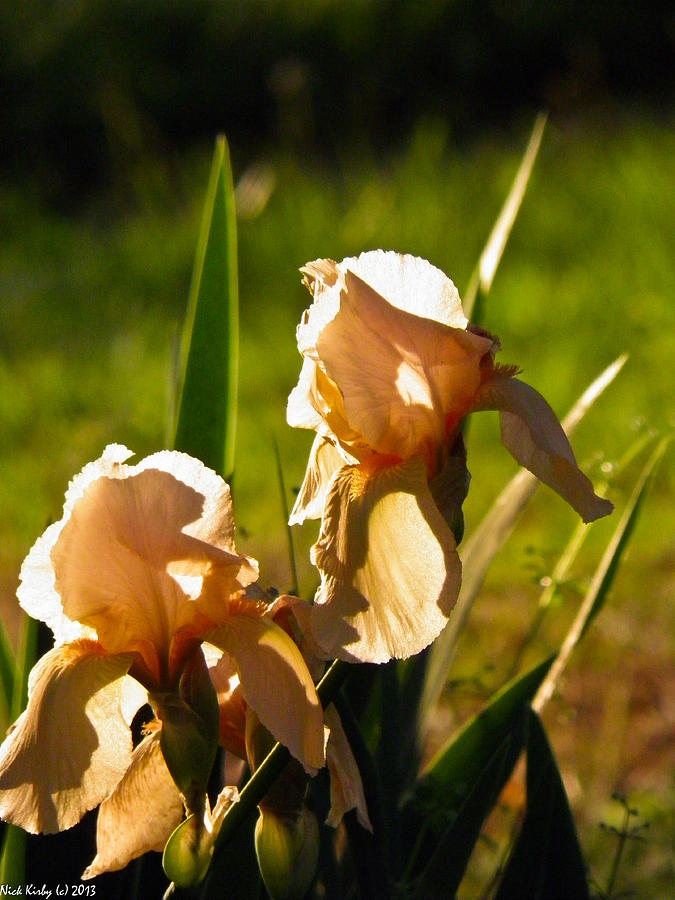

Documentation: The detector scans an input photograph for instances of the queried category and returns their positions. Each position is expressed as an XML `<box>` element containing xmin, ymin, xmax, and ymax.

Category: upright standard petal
<box><xmin>311</xmin><ymin>456</ymin><xmax>461</xmax><ymax>663</ymax></box>
<box><xmin>0</xmin><ymin>642</ymin><xmax>135</xmax><ymax>833</ymax></box>
<box><xmin>301</xmin><ymin>251</ymin><xmax>469</xmax><ymax>329</ymax></box>
<box><xmin>15</xmin><ymin>444</ymin><xmax>134</xmax><ymax>647</ymax></box>
<box><xmin>316</xmin><ymin>271</ymin><xmax>492</xmax><ymax>463</ymax></box>
<box><xmin>474</xmin><ymin>375</ymin><xmax>613</xmax><ymax>523</ymax></box>
<box><xmin>208</xmin><ymin>609</ymin><xmax>326</xmax><ymax>774</ymax></box>
<box><xmin>47</xmin><ymin>448</ymin><xmax>256</xmax><ymax>682</ymax></box>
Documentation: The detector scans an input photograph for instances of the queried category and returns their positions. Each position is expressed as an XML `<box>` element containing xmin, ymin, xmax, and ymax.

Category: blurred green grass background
<box><xmin>1</xmin><ymin>0</ymin><xmax>674</xmax><ymax>888</ymax></box>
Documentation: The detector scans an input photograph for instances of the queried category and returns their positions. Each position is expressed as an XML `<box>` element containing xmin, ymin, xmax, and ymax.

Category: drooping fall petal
<box><xmin>0</xmin><ymin>641</ymin><xmax>136</xmax><ymax>833</ymax></box>
<box><xmin>311</xmin><ymin>456</ymin><xmax>461</xmax><ymax>663</ymax></box>
<box><xmin>208</xmin><ymin>612</ymin><xmax>326</xmax><ymax>773</ymax></box>
<box><xmin>82</xmin><ymin>727</ymin><xmax>184</xmax><ymax>879</ymax></box>
<box><xmin>473</xmin><ymin>375</ymin><xmax>613</xmax><ymax>523</ymax></box>
<box><xmin>324</xmin><ymin>705</ymin><xmax>371</xmax><ymax>831</ymax></box>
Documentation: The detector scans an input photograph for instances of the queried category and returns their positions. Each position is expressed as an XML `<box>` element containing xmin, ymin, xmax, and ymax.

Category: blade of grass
<box><xmin>172</xmin><ymin>136</ymin><xmax>239</xmax><ymax>481</ymax></box>
<box><xmin>272</xmin><ymin>437</ymin><xmax>299</xmax><ymax>596</ymax></box>
<box><xmin>0</xmin><ymin>620</ymin><xmax>15</xmax><ymax>734</ymax></box>
<box><xmin>420</xmin><ymin>355</ymin><xmax>627</xmax><ymax>727</ymax></box>
<box><xmin>10</xmin><ymin>614</ymin><xmax>38</xmax><ymax>721</ymax></box>
<box><xmin>533</xmin><ymin>434</ymin><xmax>671</xmax><ymax>713</ymax></box>
<box><xmin>463</xmin><ymin>113</ymin><xmax>547</xmax><ymax>321</ymax></box>
<box><xmin>412</xmin><ymin>738</ymin><xmax>511</xmax><ymax>900</ymax></box>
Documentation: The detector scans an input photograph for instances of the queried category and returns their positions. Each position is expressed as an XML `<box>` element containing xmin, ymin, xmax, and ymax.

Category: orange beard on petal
<box><xmin>348</xmin><ymin>453</ymin><xmax>403</xmax><ymax>500</ymax></box>
<box><xmin>443</xmin><ymin>356</ymin><xmax>522</xmax><ymax>447</ymax></box>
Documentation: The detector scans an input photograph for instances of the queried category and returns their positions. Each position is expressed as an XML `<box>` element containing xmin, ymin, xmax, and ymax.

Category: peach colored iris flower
<box><xmin>287</xmin><ymin>251</ymin><xmax>613</xmax><ymax>664</ymax></box>
<box><xmin>0</xmin><ymin>445</ymin><xmax>325</xmax><ymax>876</ymax></box>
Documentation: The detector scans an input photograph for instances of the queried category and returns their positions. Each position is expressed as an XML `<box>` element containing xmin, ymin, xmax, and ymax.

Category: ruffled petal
<box><xmin>289</xmin><ymin>436</ymin><xmax>346</xmax><ymax>525</ymax></box>
<box><xmin>302</xmin><ymin>252</ymin><xmax>468</xmax><ymax>329</ymax></box>
<box><xmin>82</xmin><ymin>727</ymin><xmax>184</xmax><ymax>879</ymax></box>
<box><xmin>208</xmin><ymin>613</ymin><xmax>325</xmax><ymax>774</ymax></box>
<box><xmin>474</xmin><ymin>376</ymin><xmax>613</xmax><ymax>523</ymax></box>
<box><xmin>50</xmin><ymin>451</ymin><xmax>256</xmax><ymax>666</ymax></box>
<box><xmin>310</xmin><ymin>456</ymin><xmax>461</xmax><ymax>663</ymax></box>
<box><xmin>316</xmin><ymin>270</ymin><xmax>492</xmax><ymax>460</ymax></box>
<box><xmin>0</xmin><ymin>641</ymin><xmax>134</xmax><ymax>833</ymax></box>
<box><xmin>17</xmin><ymin>522</ymin><xmax>93</xmax><ymax>648</ymax></box>
<box><xmin>286</xmin><ymin>358</ymin><xmax>328</xmax><ymax>432</ymax></box>
<box><xmin>16</xmin><ymin>444</ymin><xmax>133</xmax><ymax>646</ymax></box>
<box><xmin>324</xmin><ymin>705</ymin><xmax>371</xmax><ymax>831</ymax></box>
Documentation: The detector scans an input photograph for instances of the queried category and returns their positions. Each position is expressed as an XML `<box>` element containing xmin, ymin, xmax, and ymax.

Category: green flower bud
<box><xmin>163</xmin><ymin>787</ymin><xmax>239</xmax><ymax>888</ymax></box>
<box><xmin>163</xmin><ymin>812</ymin><xmax>212</xmax><ymax>888</ymax></box>
<box><xmin>254</xmin><ymin>805</ymin><xmax>319</xmax><ymax>900</ymax></box>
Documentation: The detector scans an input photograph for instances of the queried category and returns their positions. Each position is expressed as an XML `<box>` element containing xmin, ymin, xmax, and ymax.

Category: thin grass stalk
<box><xmin>272</xmin><ymin>437</ymin><xmax>299</xmax><ymax>596</ymax></box>
<box><xmin>533</xmin><ymin>435</ymin><xmax>670</xmax><ymax>713</ymax></box>
<box><xmin>463</xmin><ymin>113</ymin><xmax>547</xmax><ymax>319</ymax></box>
<box><xmin>506</xmin><ymin>424</ymin><xmax>652</xmax><ymax>681</ymax></box>
<box><xmin>506</xmin><ymin>519</ymin><xmax>591</xmax><ymax>681</ymax></box>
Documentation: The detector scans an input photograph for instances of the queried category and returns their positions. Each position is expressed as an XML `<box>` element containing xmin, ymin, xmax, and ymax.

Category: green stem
<box><xmin>605</xmin><ymin>805</ymin><xmax>630</xmax><ymax>899</ymax></box>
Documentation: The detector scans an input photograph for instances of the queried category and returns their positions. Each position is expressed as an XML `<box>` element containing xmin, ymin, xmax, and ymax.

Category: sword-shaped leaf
<box><xmin>401</xmin><ymin>657</ymin><xmax>553</xmax><ymax>881</ymax></box>
<box><xmin>494</xmin><ymin>710</ymin><xmax>589</xmax><ymax>900</ymax></box>
<box><xmin>173</xmin><ymin>136</ymin><xmax>238</xmax><ymax>481</ymax></box>
<box><xmin>412</xmin><ymin>737</ymin><xmax>511</xmax><ymax>899</ymax></box>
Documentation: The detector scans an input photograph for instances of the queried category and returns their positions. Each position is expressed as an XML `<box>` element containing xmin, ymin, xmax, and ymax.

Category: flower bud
<box><xmin>163</xmin><ymin>812</ymin><xmax>212</xmax><ymax>888</ymax></box>
<box><xmin>254</xmin><ymin>805</ymin><xmax>319</xmax><ymax>900</ymax></box>
<box><xmin>162</xmin><ymin>785</ymin><xmax>239</xmax><ymax>888</ymax></box>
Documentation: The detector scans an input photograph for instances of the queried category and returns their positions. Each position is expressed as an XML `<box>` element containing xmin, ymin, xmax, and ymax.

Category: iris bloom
<box><xmin>0</xmin><ymin>445</ymin><xmax>325</xmax><ymax>876</ymax></box>
<box><xmin>287</xmin><ymin>251</ymin><xmax>613</xmax><ymax>663</ymax></box>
